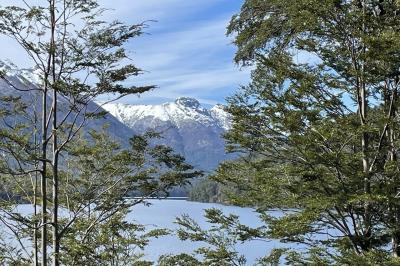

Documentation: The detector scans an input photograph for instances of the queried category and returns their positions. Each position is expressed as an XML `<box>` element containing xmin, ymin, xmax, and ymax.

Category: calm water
<box><xmin>9</xmin><ymin>200</ymin><xmax>297</xmax><ymax>265</ymax></box>
<box><xmin>128</xmin><ymin>199</ymin><xmax>291</xmax><ymax>264</ymax></box>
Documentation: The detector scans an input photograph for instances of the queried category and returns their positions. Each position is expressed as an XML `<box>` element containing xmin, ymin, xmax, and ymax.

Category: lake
<box><xmin>6</xmin><ymin>200</ymin><xmax>297</xmax><ymax>265</ymax></box>
<box><xmin>128</xmin><ymin>199</ymin><xmax>292</xmax><ymax>264</ymax></box>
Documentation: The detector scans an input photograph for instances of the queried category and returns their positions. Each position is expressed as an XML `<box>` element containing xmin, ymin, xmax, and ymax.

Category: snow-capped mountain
<box><xmin>0</xmin><ymin>59</ymin><xmax>233</xmax><ymax>172</ymax></box>
<box><xmin>102</xmin><ymin>97</ymin><xmax>231</xmax><ymax>131</ymax></box>
<box><xmin>0</xmin><ymin>60</ymin><xmax>43</xmax><ymax>86</ymax></box>
<box><xmin>0</xmin><ymin>60</ymin><xmax>135</xmax><ymax>145</ymax></box>
<box><xmin>102</xmin><ymin>97</ymin><xmax>234</xmax><ymax>171</ymax></box>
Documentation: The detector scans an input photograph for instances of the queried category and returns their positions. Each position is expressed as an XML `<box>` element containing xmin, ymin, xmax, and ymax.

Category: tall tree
<box><xmin>0</xmin><ymin>0</ymin><xmax>157</xmax><ymax>265</ymax></box>
<box><xmin>56</xmin><ymin>130</ymin><xmax>200</xmax><ymax>265</ymax></box>
<box><xmin>165</xmin><ymin>0</ymin><xmax>400</xmax><ymax>265</ymax></box>
<box><xmin>0</xmin><ymin>127</ymin><xmax>200</xmax><ymax>265</ymax></box>
<box><xmin>225</xmin><ymin>0</ymin><xmax>400</xmax><ymax>263</ymax></box>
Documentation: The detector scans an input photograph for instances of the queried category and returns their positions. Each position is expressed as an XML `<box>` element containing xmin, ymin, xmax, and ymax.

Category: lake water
<box><xmin>128</xmin><ymin>199</ymin><xmax>293</xmax><ymax>264</ymax></box>
<box><xmin>6</xmin><ymin>200</ymin><xmax>298</xmax><ymax>265</ymax></box>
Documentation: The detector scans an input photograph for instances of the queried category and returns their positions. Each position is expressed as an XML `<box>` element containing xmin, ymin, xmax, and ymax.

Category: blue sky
<box><xmin>0</xmin><ymin>0</ymin><xmax>249</xmax><ymax>106</ymax></box>
<box><xmin>99</xmin><ymin>0</ymin><xmax>249</xmax><ymax>105</ymax></box>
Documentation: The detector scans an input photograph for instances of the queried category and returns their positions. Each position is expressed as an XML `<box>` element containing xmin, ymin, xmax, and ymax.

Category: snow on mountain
<box><xmin>0</xmin><ymin>60</ymin><xmax>135</xmax><ymax>145</ymax></box>
<box><xmin>101</xmin><ymin>97</ymin><xmax>231</xmax><ymax>131</ymax></box>
<box><xmin>0</xmin><ymin>58</ymin><xmax>233</xmax><ymax>172</ymax></box>
<box><xmin>101</xmin><ymin>97</ymin><xmax>233</xmax><ymax>171</ymax></box>
<box><xmin>0</xmin><ymin>60</ymin><xmax>231</xmax><ymax>195</ymax></box>
<box><xmin>0</xmin><ymin>60</ymin><xmax>43</xmax><ymax>86</ymax></box>
<box><xmin>210</xmin><ymin>104</ymin><xmax>232</xmax><ymax>130</ymax></box>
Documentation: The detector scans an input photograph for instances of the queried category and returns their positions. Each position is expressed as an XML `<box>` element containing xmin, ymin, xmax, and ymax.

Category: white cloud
<box><xmin>122</xmin><ymin>13</ymin><xmax>249</xmax><ymax>105</ymax></box>
<box><xmin>0</xmin><ymin>0</ymin><xmax>249</xmax><ymax>105</ymax></box>
<box><xmin>128</xmin><ymin>65</ymin><xmax>250</xmax><ymax>102</ymax></box>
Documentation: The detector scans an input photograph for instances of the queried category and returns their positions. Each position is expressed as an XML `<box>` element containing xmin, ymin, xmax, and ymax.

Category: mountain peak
<box><xmin>101</xmin><ymin>98</ymin><xmax>233</xmax><ymax>171</ymax></box>
<box><xmin>175</xmin><ymin>97</ymin><xmax>200</xmax><ymax>109</ymax></box>
<box><xmin>0</xmin><ymin>60</ymin><xmax>20</xmax><ymax>76</ymax></box>
<box><xmin>101</xmin><ymin>98</ymin><xmax>232</xmax><ymax>131</ymax></box>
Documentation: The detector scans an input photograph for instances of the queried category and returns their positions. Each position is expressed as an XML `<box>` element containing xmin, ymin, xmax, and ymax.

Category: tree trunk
<box><xmin>389</xmin><ymin>88</ymin><xmax>400</xmax><ymax>257</ymax></box>
<box><xmin>32</xmin><ymin>132</ymin><xmax>39</xmax><ymax>266</ymax></box>
<box><xmin>52</xmin><ymin>91</ymin><xmax>59</xmax><ymax>266</ymax></box>
<box><xmin>41</xmin><ymin>74</ymin><xmax>48</xmax><ymax>266</ymax></box>
<box><xmin>360</xmin><ymin>0</ymin><xmax>372</xmax><ymax>251</ymax></box>
<box><xmin>360</xmin><ymin>80</ymin><xmax>371</xmax><ymax>251</ymax></box>
<box><xmin>34</xmin><ymin>171</ymin><xmax>38</xmax><ymax>266</ymax></box>
<box><xmin>49</xmin><ymin>0</ymin><xmax>60</xmax><ymax>265</ymax></box>
<box><xmin>42</xmin><ymin>0</ymin><xmax>57</xmax><ymax>264</ymax></box>
<box><xmin>393</xmin><ymin>236</ymin><xmax>400</xmax><ymax>257</ymax></box>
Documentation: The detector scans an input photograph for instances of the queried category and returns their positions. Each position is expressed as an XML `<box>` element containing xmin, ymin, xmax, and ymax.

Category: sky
<box><xmin>0</xmin><ymin>0</ymin><xmax>249</xmax><ymax>106</ymax></box>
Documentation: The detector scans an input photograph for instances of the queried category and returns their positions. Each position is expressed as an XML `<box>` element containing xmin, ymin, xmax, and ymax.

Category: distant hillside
<box><xmin>102</xmin><ymin>97</ymin><xmax>234</xmax><ymax>171</ymax></box>
<box><xmin>0</xmin><ymin>60</ymin><xmax>235</xmax><ymax>173</ymax></box>
<box><xmin>0</xmin><ymin>60</ymin><xmax>136</xmax><ymax>145</ymax></box>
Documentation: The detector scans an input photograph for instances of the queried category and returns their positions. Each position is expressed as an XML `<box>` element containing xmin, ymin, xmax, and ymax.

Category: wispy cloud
<box><xmin>119</xmin><ymin>65</ymin><xmax>250</xmax><ymax>105</ymax></box>
<box><xmin>0</xmin><ymin>0</ymin><xmax>249</xmax><ymax>105</ymax></box>
<box><xmin>120</xmin><ymin>2</ymin><xmax>250</xmax><ymax>105</ymax></box>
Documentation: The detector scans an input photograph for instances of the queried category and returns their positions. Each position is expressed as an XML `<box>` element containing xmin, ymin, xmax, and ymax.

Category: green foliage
<box><xmin>188</xmin><ymin>178</ymin><xmax>228</xmax><ymax>204</ymax></box>
<box><xmin>189</xmin><ymin>158</ymin><xmax>253</xmax><ymax>205</ymax></box>
<box><xmin>0</xmin><ymin>126</ymin><xmax>201</xmax><ymax>264</ymax></box>
<box><xmin>0</xmin><ymin>0</ymin><xmax>164</xmax><ymax>264</ymax></box>
<box><xmin>159</xmin><ymin>208</ymin><xmax>265</xmax><ymax>266</ymax></box>
<box><xmin>0</xmin><ymin>1</ymin><xmax>155</xmax><ymax>99</ymax></box>
<box><xmin>158</xmin><ymin>253</ymin><xmax>201</xmax><ymax>266</ymax></box>
<box><xmin>175</xmin><ymin>0</ymin><xmax>400</xmax><ymax>264</ymax></box>
<box><xmin>56</xmin><ymin>130</ymin><xmax>201</xmax><ymax>265</ymax></box>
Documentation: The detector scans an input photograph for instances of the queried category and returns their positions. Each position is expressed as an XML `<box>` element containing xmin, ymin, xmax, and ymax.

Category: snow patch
<box><xmin>101</xmin><ymin>98</ymin><xmax>232</xmax><ymax>130</ymax></box>
<box><xmin>0</xmin><ymin>60</ymin><xmax>42</xmax><ymax>86</ymax></box>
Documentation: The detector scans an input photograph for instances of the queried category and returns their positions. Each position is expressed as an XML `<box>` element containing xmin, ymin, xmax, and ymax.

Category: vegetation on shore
<box><xmin>2</xmin><ymin>0</ymin><xmax>400</xmax><ymax>265</ymax></box>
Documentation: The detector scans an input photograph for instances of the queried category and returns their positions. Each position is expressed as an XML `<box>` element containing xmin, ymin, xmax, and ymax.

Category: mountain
<box><xmin>0</xmin><ymin>60</ymin><xmax>233</xmax><ymax>172</ymax></box>
<box><xmin>101</xmin><ymin>97</ymin><xmax>234</xmax><ymax>171</ymax></box>
<box><xmin>0</xmin><ymin>60</ymin><xmax>135</xmax><ymax>145</ymax></box>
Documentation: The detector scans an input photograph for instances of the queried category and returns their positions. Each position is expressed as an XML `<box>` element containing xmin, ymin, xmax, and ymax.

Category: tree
<box><xmin>0</xmin><ymin>125</ymin><xmax>201</xmax><ymax>265</ymax></box>
<box><xmin>158</xmin><ymin>208</ymin><xmax>262</xmax><ymax>266</ymax></box>
<box><xmin>56</xmin><ymin>130</ymin><xmax>200</xmax><ymax>265</ymax></box>
<box><xmin>168</xmin><ymin>0</ymin><xmax>400</xmax><ymax>264</ymax></box>
<box><xmin>188</xmin><ymin>178</ymin><xmax>224</xmax><ymax>203</ymax></box>
<box><xmin>0</xmin><ymin>0</ymin><xmax>170</xmax><ymax>265</ymax></box>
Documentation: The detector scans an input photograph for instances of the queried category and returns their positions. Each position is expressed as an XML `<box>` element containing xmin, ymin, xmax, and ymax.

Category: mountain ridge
<box><xmin>101</xmin><ymin>97</ymin><xmax>233</xmax><ymax>171</ymax></box>
<box><xmin>0</xmin><ymin>59</ymin><xmax>233</xmax><ymax>172</ymax></box>
<box><xmin>100</xmin><ymin>97</ymin><xmax>231</xmax><ymax>130</ymax></box>
<box><xmin>0</xmin><ymin>60</ymin><xmax>136</xmax><ymax>146</ymax></box>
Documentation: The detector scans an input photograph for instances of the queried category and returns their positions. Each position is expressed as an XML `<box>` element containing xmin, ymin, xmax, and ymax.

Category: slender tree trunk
<box><xmin>41</xmin><ymin>0</ymin><xmax>57</xmax><ymax>263</ymax></box>
<box><xmin>361</xmin><ymin>107</ymin><xmax>372</xmax><ymax>248</ymax></box>
<box><xmin>52</xmin><ymin>90</ymin><xmax>59</xmax><ymax>266</ymax></box>
<box><xmin>34</xmin><ymin>171</ymin><xmax>38</xmax><ymax>266</ymax></box>
<box><xmin>360</xmin><ymin>80</ymin><xmax>371</xmax><ymax>250</ymax></box>
<box><xmin>360</xmin><ymin>0</ymin><xmax>372</xmax><ymax>251</ymax></box>
<box><xmin>389</xmin><ymin>88</ymin><xmax>400</xmax><ymax>257</ymax></box>
<box><xmin>52</xmin><ymin>102</ymin><xmax>60</xmax><ymax>266</ymax></box>
<box><xmin>389</xmin><ymin>135</ymin><xmax>400</xmax><ymax>258</ymax></box>
<box><xmin>41</xmin><ymin>75</ymin><xmax>48</xmax><ymax>266</ymax></box>
<box><xmin>32</xmin><ymin>132</ymin><xmax>39</xmax><ymax>266</ymax></box>
<box><xmin>393</xmin><ymin>236</ymin><xmax>400</xmax><ymax>257</ymax></box>
<box><xmin>48</xmin><ymin>0</ymin><xmax>60</xmax><ymax>265</ymax></box>
<box><xmin>390</xmin><ymin>124</ymin><xmax>400</xmax><ymax>257</ymax></box>
<box><xmin>350</xmin><ymin>1</ymin><xmax>371</xmax><ymax>252</ymax></box>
